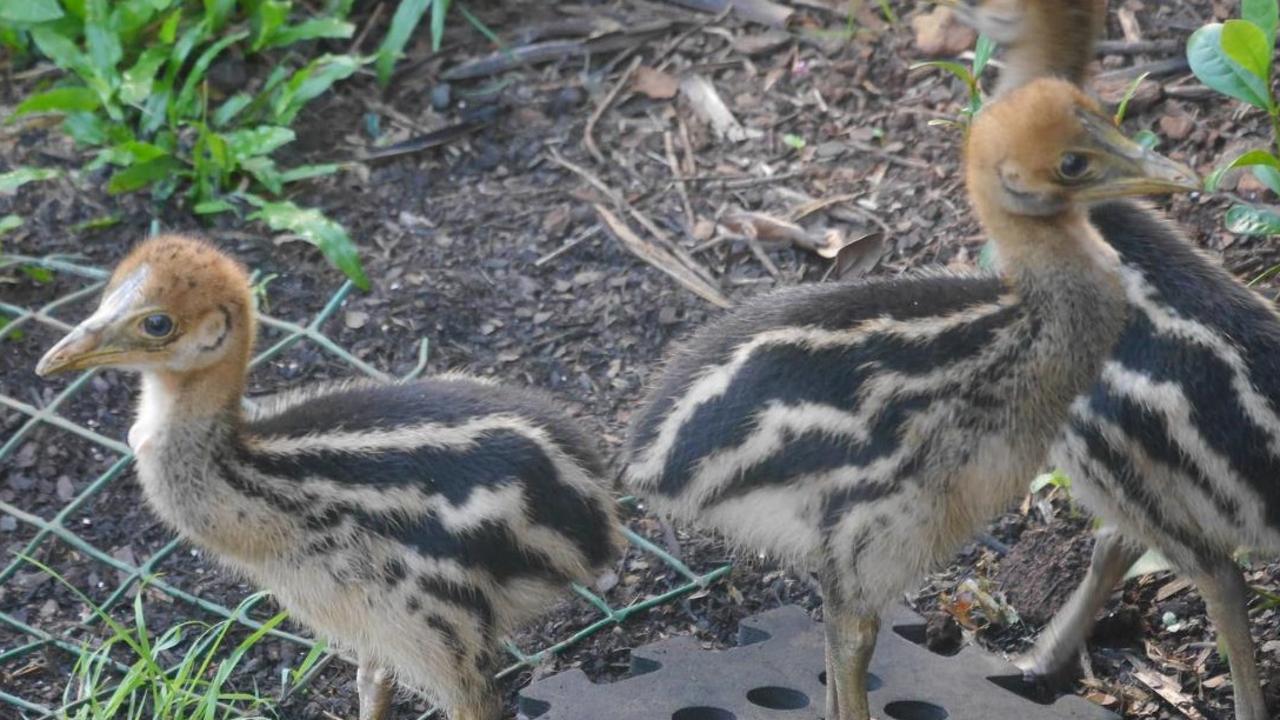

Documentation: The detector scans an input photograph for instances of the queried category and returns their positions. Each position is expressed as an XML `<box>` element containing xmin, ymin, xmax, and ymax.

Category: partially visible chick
<box><xmin>946</xmin><ymin>0</ymin><xmax>1107</xmax><ymax>97</ymax></box>
<box><xmin>625</xmin><ymin>79</ymin><xmax>1198</xmax><ymax>720</ymax></box>
<box><xmin>37</xmin><ymin>236</ymin><xmax>623</xmax><ymax>720</ymax></box>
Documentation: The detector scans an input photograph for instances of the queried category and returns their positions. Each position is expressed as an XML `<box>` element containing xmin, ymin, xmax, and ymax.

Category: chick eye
<box><xmin>1058</xmin><ymin>152</ymin><xmax>1090</xmax><ymax>179</ymax></box>
<box><xmin>141</xmin><ymin>313</ymin><xmax>174</xmax><ymax>338</ymax></box>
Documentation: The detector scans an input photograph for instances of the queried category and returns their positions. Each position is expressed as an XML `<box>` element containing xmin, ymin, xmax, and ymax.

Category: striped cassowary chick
<box><xmin>36</xmin><ymin>235</ymin><xmax>623</xmax><ymax>720</ymax></box>
<box><xmin>625</xmin><ymin>79</ymin><xmax>1199</xmax><ymax>720</ymax></box>
<box><xmin>952</xmin><ymin>1</ymin><xmax>1280</xmax><ymax>717</ymax></box>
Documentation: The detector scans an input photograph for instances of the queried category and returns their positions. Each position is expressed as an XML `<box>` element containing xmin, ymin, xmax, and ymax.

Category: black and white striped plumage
<box><xmin>35</xmin><ymin>236</ymin><xmax>622</xmax><ymax>720</ymax></box>
<box><xmin>952</xmin><ymin>3</ymin><xmax>1278</xmax><ymax>716</ymax></box>
<box><xmin>181</xmin><ymin>376</ymin><xmax>620</xmax><ymax>717</ymax></box>
<box><xmin>622</xmin><ymin>78</ymin><xmax>1201</xmax><ymax>720</ymax></box>
<box><xmin>1027</xmin><ymin>203</ymin><xmax>1280</xmax><ymax>720</ymax></box>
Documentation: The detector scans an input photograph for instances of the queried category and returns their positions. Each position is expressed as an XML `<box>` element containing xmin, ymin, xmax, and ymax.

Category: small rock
<box><xmin>56</xmin><ymin>475</ymin><xmax>75</xmax><ymax>501</ymax></box>
<box><xmin>692</xmin><ymin>218</ymin><xmax>716</xmax><ymax>242</ymax></box>
<box><xmin>0</xmin><ymin>515</ymin><xmax>17</xmax><ymax>532</ymax></box>
<box><xmin>911</xmin><ymin>6</ymin><xmax>976</xmax><ymax>58</ymax></box>
<box><xmin>1158</xmin><ymin>112</ymin><xmax>1195</xmax><ymax>141</ymax></box>
<box><xmin>344</xmin><ymin>311</ymin><xmax>368</xmax><ymax>330</ymax></box>
<box><xmin>430</xmin><ymin>83</ymin><xmax>452</xmax><ymax>111</ymax></box>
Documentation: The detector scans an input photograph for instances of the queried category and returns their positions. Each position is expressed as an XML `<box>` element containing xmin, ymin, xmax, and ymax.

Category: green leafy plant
<box><xmin>912</xmin><ymin>34</ymin><xmax>997</xmax><ymax>128</ymax></box>
<box><xmin>1</xmin><ymin>0</ymin><xmax>369</xmax><ymax>288</ymax></box>
<box><xmin>20</xmin><ymin>553</ymin><xmax>326</xmax><ymax>720</ymax></box>
<box><xmin>1189</xmin><ymin>0</ymin><xmax>1280</xmax><ymax>235</ymax></box>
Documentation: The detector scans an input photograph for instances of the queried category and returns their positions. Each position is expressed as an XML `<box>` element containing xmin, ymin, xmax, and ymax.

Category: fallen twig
<box><xmin>536</xmin><ymin>226</ymin><xmax>601</xmax><ymax>267</ymax></box>
<box><xmin>660</xmin><ymin>0</ymin><xmax>794</xmax><ymax>28</ymax></box>
<box><xmin>443</xmin><ymin>21</ymin><xmax>674</xmax><ymax>80</ymax></box>
<box><xmin>665</xmin><ymin>131</ymin><xmax>696</xmax><ymax>230</ymax></box>
<box><xmin>596</xmin><ymin>205</ymin><xmax>732</xmax><ymax>307</ymax></box>
<box><xmin>357</xmin><ymin>120</ymin><xmax>490</xmax><ymax>161</ymax></box>
<box><xmin>585</xmin><ymin>56</ymin><xmax>642</xmax><ymax>164</ymax></box>
<box><xmin>551</xmin><ymin>150</ymin><xmax>729</xmax><ymax>307</ymax></box>
<box><xmin>1123</xmin><ymin>653</ymin><xmax>1208</xmax><ymax>720</ymax></box>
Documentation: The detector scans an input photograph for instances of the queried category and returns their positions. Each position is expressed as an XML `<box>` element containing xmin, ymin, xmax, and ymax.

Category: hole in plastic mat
<box><xmin>884</xmin><ymin>700</ymin><xmax>948</xmax><ymax>720</ymax></box>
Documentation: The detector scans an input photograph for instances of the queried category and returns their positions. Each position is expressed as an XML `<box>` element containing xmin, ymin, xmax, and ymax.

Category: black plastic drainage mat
<box><xmin>519</xmin><ymin>604</ymin><xmax>1119</xmax><ymax>720</ymax></box>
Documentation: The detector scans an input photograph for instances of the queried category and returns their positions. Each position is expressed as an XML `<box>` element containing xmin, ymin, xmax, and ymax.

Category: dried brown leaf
<box><xmin>633</xmin><ymin>66</ymin><xmax>679</xmax><ymax>100</ymax></box>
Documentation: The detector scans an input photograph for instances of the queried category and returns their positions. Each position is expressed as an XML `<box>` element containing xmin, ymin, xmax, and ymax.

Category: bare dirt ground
<box><xmin>3</xmin><ymin>1</ymin><xmax>1280</xmax><ymax>718</ymax></box>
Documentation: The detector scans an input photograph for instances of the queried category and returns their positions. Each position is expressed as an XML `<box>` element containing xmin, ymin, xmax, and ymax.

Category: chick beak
<box><xmin>1075</xmin><ymin>112</ymin><xmax>1200</xmax><ymax>201</ymax></box>
<box><xmin>36</xmin><ymin>322</ymin><xmax>111</xmax><ymax>377</ymax></box>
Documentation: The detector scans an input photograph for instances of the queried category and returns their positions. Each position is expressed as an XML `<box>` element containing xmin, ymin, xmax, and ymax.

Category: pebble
<box><xmin>430</xmin><ymin>83</ymin><xmax>452</xmax><ymax>111</ymax></box>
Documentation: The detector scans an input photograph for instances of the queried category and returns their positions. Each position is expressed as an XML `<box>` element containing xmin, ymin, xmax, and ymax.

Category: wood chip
<box><xmin>680</xmin><ymin>74</ymin><xmax>757</xmax><ymax>143</ymax></box>
<box><xmin>1124</xmin><ymin>653</ymin><xmax>1208</xmax><ymax>720</ymax></box>
<box><xmin>633</xmin><ymin>66</ymin><xmax>680</xmax><ymax>99</ymax></box>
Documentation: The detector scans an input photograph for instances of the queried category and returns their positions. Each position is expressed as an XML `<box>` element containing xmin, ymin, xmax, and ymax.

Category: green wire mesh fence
<box><xmin>0</xmin><ymin>252</ymin><xmax>731</xmax><ymax>719</ymax></box>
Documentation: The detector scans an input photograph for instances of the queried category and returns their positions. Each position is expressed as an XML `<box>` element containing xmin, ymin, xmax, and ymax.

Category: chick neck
<box><xmin>993</xmin><ymin>0</ymin><xmax>1105</xmax><ymax>97</ymax></box>
<box><xmin>131</xmin><ymin>328</ymin><xmax>251</xmax><ymax>454</ymax></box>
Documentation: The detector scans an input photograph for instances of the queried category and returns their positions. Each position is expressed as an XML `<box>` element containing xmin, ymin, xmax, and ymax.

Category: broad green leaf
<box><xmin>212</xmin><ymin>93</ymin><xmax>252</xmax><ymax>127</ymax></box>
<box><xmin>429</xmin><ymin>0</ymin><xmax>450</xmax><ymax>51</ymax></box>
<box><xmin>1221</xmin><ymin>19</ymin><xmax>1273</xmax><ymax>96</ymax></box>
<box><xmin>1226</xmin><ymin>203</ymin><xmax>1280</xmax><ymax>235</ymax></box>
<box><xmin>1243</xmin><ymin>0</ymin><xmax>1278</xmax><ymax>49</ymax></box>
<box><xmin>241</xmin><ymin>155</ymin><xmax>283</xmax><ymax>194</ymax></box>
<box><xmin>246</xmin><ymin>196</ymin><xmax>369</xmax><ymax>289</ymax></box>
<box><xmin>194</xmin><ymin>199</ymin><xmax>236</xmax><ymax>214</ymax></box>
<box><xmin>203</xmin><ymin>0</ymin><xmax>235</xmax><ymax>31</ymax></box>
<box><xmin>13</xmin><ymin>86</ymin><xmax>100</xmax><ymax>116</ymax></box>
<box><xmin>1254</xmin><ymin>165</ymin><xmax>1280</xmax><ymax>196</ymax></box>
<box><xmin>0</xmin><ymin>167</ymin><xmax>60</xmax><ymax>194</ymax></box>
<box><xmin>223</xmin><ymin>125</ymin><xmax>295</xmax><ymax>159</ymax></box>
<box><xmin>1188</xmin><ymin>23</ymin><xmax>1273</xmax><ymax>110</ymax></box>
<box><xmin>107</xmin><ymin>156</ymin><xmax>182</xmax><ymax>193</ymax></box>
<box><xmin>159</xmin><ymin>7</ymin><xmax>181</xmax><ymax>43</ymax></box>
<box><xmin>174</xmin><ymin>30</ymin><xmax>250</xmax><ymax>119</ymax></box>
<box><xmin>279</xmin><ymin>163</ymin><xmax>340</xmax><ymax>183</ymax></box>
<box><xmin>30</xmin><ymin>27</ymin><xmax>90</xmax><ymax>74</ymax></box>
<box><xmin>910</xmin><ymin>60</ymin><xmax>977</xmax><ymax>95</ymax></box>
<box><xmin>85</xmin><ymin>0</ymin><xmax>124</xmax><ymax>86</ymax></box>
<box><xmin>64</xmin><ymin>111</ymin><xmax>108</xmax><ymax>144</ymax></box>
<box><xmin>250</xmin><ymin>0</ymin><xmax>289</xmax><ymax>51</ymax></box>
<box><xmin>0</xmin><ymin>215</ymin><xmax>23</xmax><ymax>235</ymax></box>
<box><xmin>273</xmin><ymin>54</ymin><xmax>360</xmax><ymax>124</ymax></box>
<box><xmin>376</xmin><ymin>0</ymin><xmax>432</xmax><ymax>86</ymax></box>
<box><xmin>972</xmin><ymin>34</ymin><xmax>995</xmax><ymax>78</ymax></box>
<box><xmin>1205</xmin><ymin>149</ymin><xmax>1280</xmax><ymax>191</ymax></box>
<box><xmin>120</xmin><ymin>48</ymin><xmax>168</xmax><ymax>105</ymax></box>
<box><xmin>1</xmin><ymin>0</ymin><xmax>64</xmax><ymax>23</ymax></box>
<box><xmin>267</xmin><ymin>17</ymin><xmax>355</xmax><ymax>48</ymax></box>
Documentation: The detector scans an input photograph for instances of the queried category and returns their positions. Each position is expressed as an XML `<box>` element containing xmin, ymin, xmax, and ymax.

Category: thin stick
<box><xmin>585</xmin><ymin>56</ymin><xmax>642</xmax><ymax>164</ymax></box>
<box><xmin>665</xmin><ymin>131</ymin><xmax>695</xmax><ymax>230</ymax></box>
<box><xmin>535</xmin><ymin>226</ymin><xmax>601</xmax><ymax>267</ymax></box>
<box><xmin>595</xmin><ymin>205</ymin><xmax>731</xmax><ymax>307</ymax></box>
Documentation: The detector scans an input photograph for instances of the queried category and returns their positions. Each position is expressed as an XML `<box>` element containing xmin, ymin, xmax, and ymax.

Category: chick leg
<box><xmin>356</xmin><ymin>658</ymin><xmax>394</xmax><ymax>720</ymax></box>
<box><xmin>824</xmin><ymin>617</ymin><xmax>840</xmax><ymax>719</ymax></box>
<box><xmin>1190</xmin><ymin>559</ymin><xmax>1268</xmax><ymax>720</ymax></box>
<box><xmin>822</xmin><ymin>576</ymin><xmax>879</xmax><ymax>720</ymax></box>
<box><xmin>830</xmin><ymin>610</ymin><xmax>880</xmax><ymax>720</ymax></box>
<box><xmin>1016</xmin><ymin>525</ymin><xmax>1142</xmax><ymax>678</ymax></box>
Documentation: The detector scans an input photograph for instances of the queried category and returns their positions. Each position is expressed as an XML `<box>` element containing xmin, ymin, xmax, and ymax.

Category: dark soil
<box><xmin>3</xmin><ymin>1</ymin><xmax>1280</xmax><ymax>719</ymax></box>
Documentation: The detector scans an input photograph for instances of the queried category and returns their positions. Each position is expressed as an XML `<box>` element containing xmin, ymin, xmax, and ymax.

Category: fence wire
<box><xmin>0</xmin><ymin>253</ymin><xmax>731</xmax><ymax>719</ymax></box>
